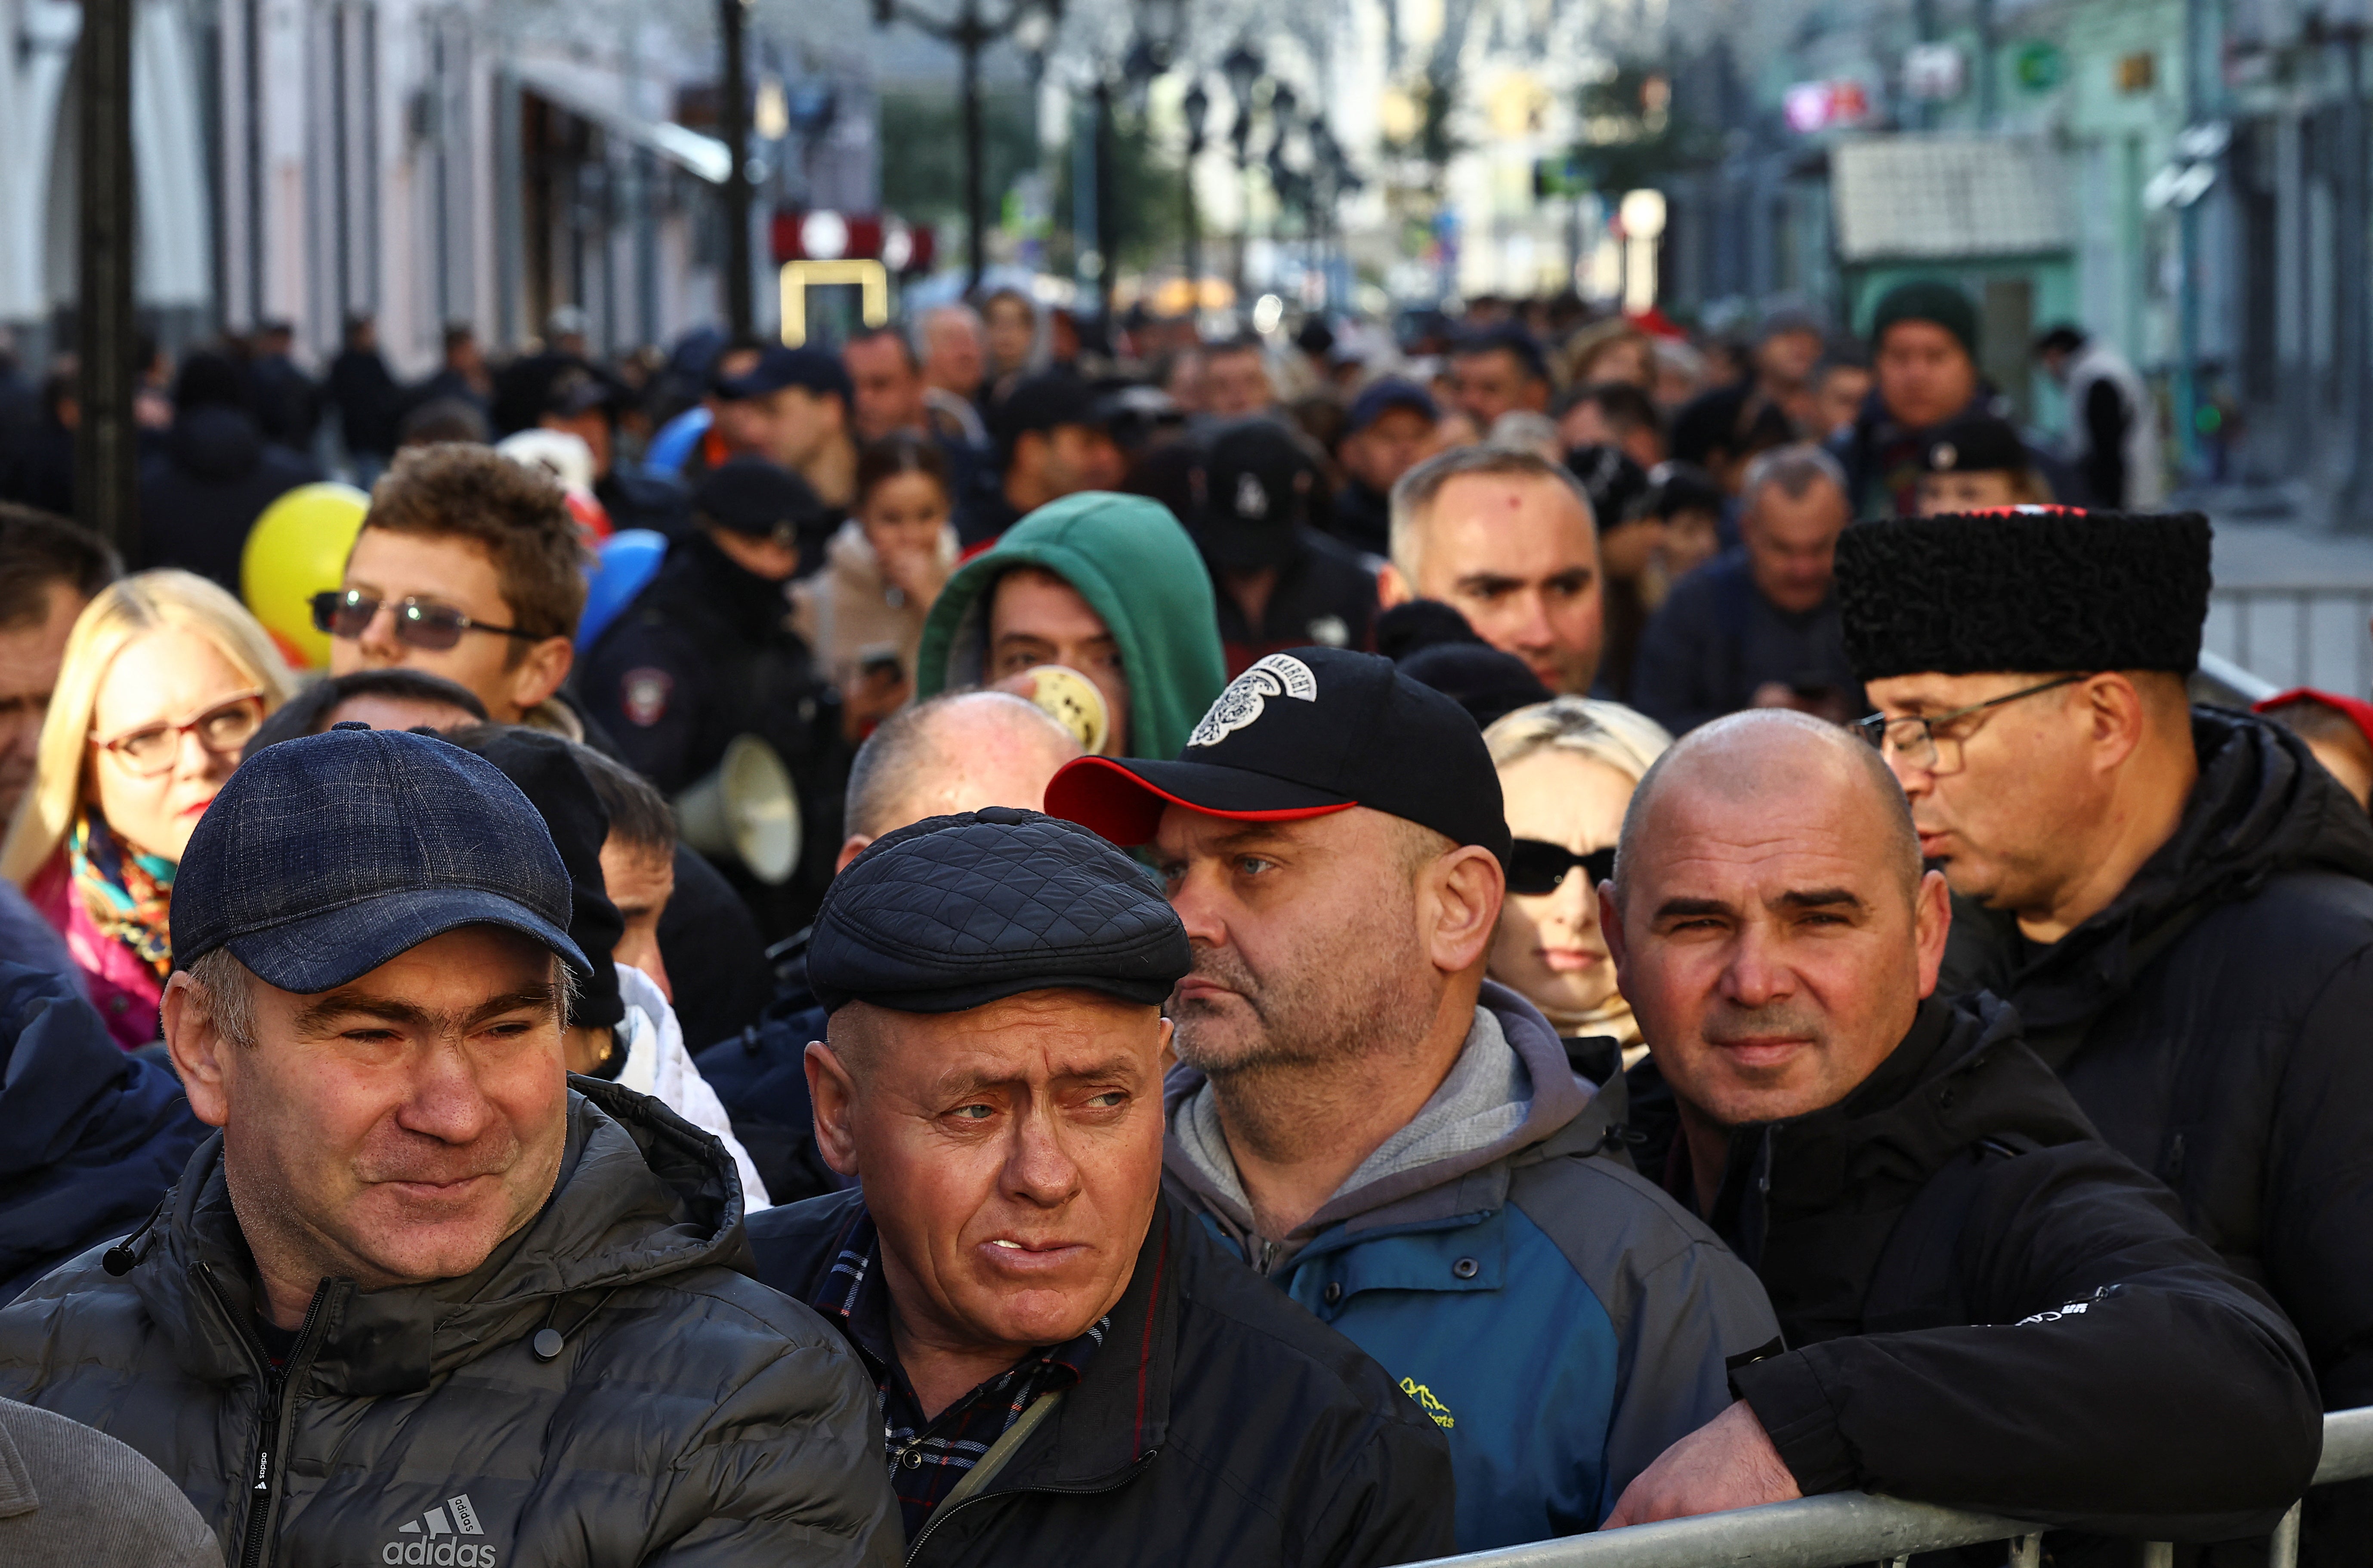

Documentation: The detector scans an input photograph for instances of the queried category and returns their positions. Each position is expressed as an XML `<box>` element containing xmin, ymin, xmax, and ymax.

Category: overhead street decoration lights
<box><xmin>872</xmin><ymin>0</ymin><xmax>1064</xmax><ymax>292</ymax></box>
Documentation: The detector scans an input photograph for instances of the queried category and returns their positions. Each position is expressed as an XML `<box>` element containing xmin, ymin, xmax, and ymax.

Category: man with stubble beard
<box><xmin>1046</xmin><ymin>646</ymin><xmax>1777</xmax><ymax>1552</ymax></box>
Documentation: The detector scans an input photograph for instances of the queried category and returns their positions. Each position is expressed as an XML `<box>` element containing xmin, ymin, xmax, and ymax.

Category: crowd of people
<box><xmin>0</xmin><ymin>275</ymin><xmax>2369</xmax><ymax>1568</ymax></box>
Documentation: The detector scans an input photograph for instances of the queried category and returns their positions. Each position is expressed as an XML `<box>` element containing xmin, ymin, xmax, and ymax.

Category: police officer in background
<box><xmin>579</xmin><ymin>457</ymin><xmax>851</xmax><ymax>938</ymax></box>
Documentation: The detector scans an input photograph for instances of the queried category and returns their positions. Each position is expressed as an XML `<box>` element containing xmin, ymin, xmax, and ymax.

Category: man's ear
<box><xmin>1376</xmin><ymin>561</ymin><xmax>1413</xmax><ymax>608</ymax></box>
<box><xmin>161</xmin><ymin>972</ymin><xmax>232</xmax><ymax>1129</ymax></box>
<box><xmin>506</xmin><ymin>636</ymin><xmax>575</xmax><ymax>715</ymax></box>
<box><xmin>1154</xmin><ymin>1015</ymin><xmax>1176</xmax><ymax>1077</ymax></box>
<box><xmin>1600</xmin><ymin>879</ymin><xmax>1631</xmax><ymax>987</ymax></box>
<box><xmin>834</xmin><ymin>835</ymin><xmax>875</xmax><ymax>875</ymax></box>
<box><xmin>804</xmin><ymin>1040</ymin><xmax>861</xmax><ymax>1178</ymax></box>
<box><xmin>2084</xmin><ymin>673</ymin><xmax>2151</xmax><ymax>773</ymax></box>
<box><xmin>1424</xmin><ymin>844</ymin><xmax>1504</xmax><ymax>975</ymax></box>
<box><xmin>1912</xmin><ymin>868</ymin><xmax>1953</xmax><ymax>998</ymax></box>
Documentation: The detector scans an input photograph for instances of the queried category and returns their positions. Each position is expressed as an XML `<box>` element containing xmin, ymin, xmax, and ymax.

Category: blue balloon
<box><xmin>578</xmin><ymin>530</ymin><xmax>669</xmax><ymax>651</ymax></box>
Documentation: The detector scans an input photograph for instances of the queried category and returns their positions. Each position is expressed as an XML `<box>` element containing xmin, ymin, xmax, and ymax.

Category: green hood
<box><xmin>916</xmin><ymin>491</ymin><xmax>1227</xmax><ymax>759</ymax></box>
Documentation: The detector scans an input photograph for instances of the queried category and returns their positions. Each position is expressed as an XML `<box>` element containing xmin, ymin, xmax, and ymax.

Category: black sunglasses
<box><xmin>310</xmin><ymin>590</ymin><xmax>539</xmax><ymax>652</ymax></box>
<box><xmin>1507</xmin><ymin>840</ymin><xmax>1617</xmax><ymax>898</ymax></box>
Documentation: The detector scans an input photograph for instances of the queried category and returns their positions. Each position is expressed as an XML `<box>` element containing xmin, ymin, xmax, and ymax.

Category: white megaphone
<box><xmin>673</xmin><ymin>733</ymin><xmax>801</xmax><ymax>885</ymax></box>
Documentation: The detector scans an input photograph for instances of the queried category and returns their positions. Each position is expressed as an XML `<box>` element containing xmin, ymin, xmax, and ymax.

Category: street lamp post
<box><xmin>77</xmin><ymin>0</ymin><xmax>137</xmax><ymax>551</ymax></box>
<box><xmin>873</xmin><ymin>0</ymin><xmax>1065</xmax><ymax>293</ymax></box>
<box><xmin>720</xmin><ymin>0</ymin><xmax>754</xmax><ymax>336</ymax></box>
<box><xmin>1222</xmin><ymin>43</ymin><xmax>1263</xmax><ymax>305</ymax></box>
<box><xmin>1181</xmin><ymin>80</ymin><xmax>1209</xmax><ymax>305</ymax></box>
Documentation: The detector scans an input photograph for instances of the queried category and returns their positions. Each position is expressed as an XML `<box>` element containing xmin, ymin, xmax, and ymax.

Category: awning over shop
<box><xmin>512</xmin><ymin>63</ymin><xmax>732</xmax><ymax>185</ymax></box>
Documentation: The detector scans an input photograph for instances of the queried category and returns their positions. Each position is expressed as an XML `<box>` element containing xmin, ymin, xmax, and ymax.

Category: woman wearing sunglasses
<box><xmin>1</xmin><ymin>571</ymin><xmax>292</xmax><ymax>1046</ymax></box>
<box><xmin>1481</xmin><ymin>696</ymin><xmax>1672</xmax><ymax>1068</ymax></box>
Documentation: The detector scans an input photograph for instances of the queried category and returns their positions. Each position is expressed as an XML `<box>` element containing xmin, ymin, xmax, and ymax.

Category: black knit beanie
<box><xmin>436</xmin><ymin>726</ymin><xmax>626</xmax><ymax>1032</ymax></box>
<box><xmin>1835</xmin><ymin>509</ymin><xmax>2213</xmax><ymax>682</ymax></box>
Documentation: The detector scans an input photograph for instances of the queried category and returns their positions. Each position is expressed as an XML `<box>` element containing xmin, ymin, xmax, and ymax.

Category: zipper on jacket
<box><xmin>901</xmin><ymin>1452</ymin><xmax>1158</xmax><ymax>1565</ymax></box>
<box><xmin>201</xmin><ymin>1268</ymin><xmax>332</xmax><ymax>1568</ymax></box>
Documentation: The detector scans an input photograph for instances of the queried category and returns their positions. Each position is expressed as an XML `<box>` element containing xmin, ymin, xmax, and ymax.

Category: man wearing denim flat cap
<box><xmin>0</xmin><ymin>726</ymin><xmax>897</xmax><ymax>1568</ymax></box>
<box><xmin>744</xmin><ymin>807</ymin><xmax>1455</xmax><ymax>1567</ymax></box>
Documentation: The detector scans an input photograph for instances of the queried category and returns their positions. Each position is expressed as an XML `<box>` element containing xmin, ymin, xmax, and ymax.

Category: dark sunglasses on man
<box><xmin>310</xmin><ymin>590</ymin><xmax>542</xmax><ymax>653</ymax></box>
<box><xmin>1506</xmin><ymin>840</ymin><xmax>1618</xmax><ymax>898</ymax></box>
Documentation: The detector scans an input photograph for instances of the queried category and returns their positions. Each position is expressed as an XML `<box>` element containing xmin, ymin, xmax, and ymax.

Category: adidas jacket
<box><xmin>0</xmin><ymin>1079</ymin><xmax>898</xmax><ymax>1568</ymax></box>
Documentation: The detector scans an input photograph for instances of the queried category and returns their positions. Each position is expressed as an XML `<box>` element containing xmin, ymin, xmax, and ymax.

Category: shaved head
<box><xmin>1599</xmin><ymin>708</ymin><xmax>1954</xmax><ymax>1166</ymax></box>
<box><xmin>843</xmin><ymin>691</ymin><xmax>1084</xmax><ymax>850</ymax></box>
<box><xmin>1616</xmin><ymin>709</ymin><xmax>1921</xmax><ymax>912</ymax></box>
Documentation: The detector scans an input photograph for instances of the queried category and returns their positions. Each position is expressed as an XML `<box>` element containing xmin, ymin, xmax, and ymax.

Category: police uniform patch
<box><xmin>620</xmin><ymin>667</ymin><xmax>674</xmax><ymax>728</ymax></box>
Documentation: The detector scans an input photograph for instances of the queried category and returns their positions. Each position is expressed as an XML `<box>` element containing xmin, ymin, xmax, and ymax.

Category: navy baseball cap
<box><xmin>173</xmin><ymin>728</ymin><xmax>591</xmax><ymax>994</ymax></box>
<box><xmin>1346</xmin><ymin>377</ymin><xmax>1438</xmax><ymax>433</ymax></box>
<box><xmin>695</xmin><ymin>456</ymin><xmax>831</xmax><ymax>543</ymax></box>
<box><xmin>1046</xmin><ymin>646</ymin><xmax>1511</xmax><ymax>865</ymax></box>
<box><xmin>720</xmin><ymin>344</ymin><xmax>854</xmax><ymax>406</ymax></box>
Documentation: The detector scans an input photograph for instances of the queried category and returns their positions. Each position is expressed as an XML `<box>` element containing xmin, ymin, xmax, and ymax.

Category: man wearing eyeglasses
<box><xmin>323</xmin><ymin>444</ymin><xmax>587</xmax><ymax>734</ymax></box>
<box><xmin>1838</xmin><ymin>509</ymin><xmax>2373</xmax><ymax>1559</ymax></box>
<box><xmin>1044</xmin><ymin>646</ymin><xmax>1778</xmax><ymax>1553</ymax></box>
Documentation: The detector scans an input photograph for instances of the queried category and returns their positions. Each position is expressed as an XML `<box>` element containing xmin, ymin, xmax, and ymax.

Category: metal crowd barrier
<box><xmin>2205</xmin><ymin>584</ymin><xmax>2373</xmax><ymax>697</ymax></box>
<box><xmin>1406</xmin><ymin>1405</ymin><xmax>2373</xmax><ymax>1568</ymax></box>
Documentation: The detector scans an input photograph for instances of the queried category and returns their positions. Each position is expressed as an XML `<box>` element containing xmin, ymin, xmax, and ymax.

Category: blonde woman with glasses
<box><xmin>2</xmin><ymin>570</ymin><xmax>292</xmax><ymax>1045</ymax></box>
<box><xmin>1481</xmin><ymin>696</ymin><xmax>1672</xmax><ymax>1068</ymax></box>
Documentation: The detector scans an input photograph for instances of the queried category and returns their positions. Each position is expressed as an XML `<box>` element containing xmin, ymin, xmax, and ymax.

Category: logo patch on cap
<box><xmin>1930</xmin><ymin>441</ymin><xmax>1958</xmax><ymax>471</ymax></box>
<box><xmin>1188</xmin><ymin>653</ymin><xmax>1318</xmax><ymax>749</ymax></box>
<box><xmin>1233</xmin><ymin>471</ymin><xmax>1270</xmax><ymax>520</ymax></box>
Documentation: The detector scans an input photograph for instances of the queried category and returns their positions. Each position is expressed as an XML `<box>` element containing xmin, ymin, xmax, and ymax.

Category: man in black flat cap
<box><xmin>1838</xmin><ymin>509</ymin><xmax>2373</xmax><ymax>1563</ymax></box>
<box><xmin>743</xmin><ymin>807</ymin><xmax>1455</xmax><ymax>1567</ymax></box>
<box><xmin>581</xmin><ymin>455</ymin><xmax>852</xmax><ymax>934</ymax></box>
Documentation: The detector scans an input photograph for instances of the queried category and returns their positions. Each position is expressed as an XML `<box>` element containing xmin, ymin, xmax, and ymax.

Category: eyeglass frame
<box><xmin>1507</xmin><ymin>839</ymin><xmax>1619</xmax><ymax>898</ymax></box>
<box><xmin>90</xmin><ymin>689</ymin><xmax>269</xmax><ymax>777</ymax></box>
<box><xmin>309</xmin><ymin>589</ymin><xmax>541</xmax><ymax>651</ymax></box>
<box><xmin>1852</xmin><ymin>673</ymin><xmax>2090</xmax><ymax>769</ymax></box>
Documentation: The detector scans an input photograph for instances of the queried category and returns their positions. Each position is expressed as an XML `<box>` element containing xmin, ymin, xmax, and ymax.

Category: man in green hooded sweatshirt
<box><xmin>915</xmin><ymin>492</ymin><xmax>1228</xmax><ymax>760</ymax></box>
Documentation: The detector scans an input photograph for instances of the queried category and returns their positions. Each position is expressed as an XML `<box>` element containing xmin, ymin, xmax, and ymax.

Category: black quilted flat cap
<box><xmin>1836</xmin><ymin>508</ymin><xmax>2212</xmax><ymax>681</ymax></box>
<box><xmin>809</xmin><ymin>806</ymin><xmax>1191</xmax><ymax>1014</ymax></box>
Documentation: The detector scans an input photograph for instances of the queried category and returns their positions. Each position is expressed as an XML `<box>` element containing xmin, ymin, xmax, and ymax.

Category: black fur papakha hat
<box><xmin>1836</xmin><ymin>508</ymin><xmax>2213</xmax><ymax>681</ymax></box>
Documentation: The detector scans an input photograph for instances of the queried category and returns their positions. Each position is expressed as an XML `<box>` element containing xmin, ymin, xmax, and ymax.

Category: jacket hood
<box><xmin>165</xmin><ymin>405</ymin><xmax>265</xmax><ymax>482</ymax></box>
<box><xmin>1163</xmin><ymin>980</ymin><xmax>1596</xmax><ymax>1256</ymax></box>
<box><xmin>123</xmin><ymin>1077</ymin><xmax>751</xmax><ymax>1392</ymax></box>
<box><xmin>913</xmin><ymin>491</ymin><xmax>1227</xmax><ymax>758</ymax></box>
<box><xmin>1960</xmin><ymin>707</ymin><xmax>2373</xmax><ymax>1037</ymax></box>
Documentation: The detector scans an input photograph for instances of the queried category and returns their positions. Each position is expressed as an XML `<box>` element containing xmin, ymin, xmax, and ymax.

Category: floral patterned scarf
<box><xmin>69</xmin><ymin>810</ymin><xmax>176</xmax><ymax>985</ymax></box>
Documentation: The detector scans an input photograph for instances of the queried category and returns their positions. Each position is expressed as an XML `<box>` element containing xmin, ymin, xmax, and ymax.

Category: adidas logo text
<box><xmin>380</xmin><ymin>1494</ymin><xmax>496</xmax><ymax>1565</ymax></box>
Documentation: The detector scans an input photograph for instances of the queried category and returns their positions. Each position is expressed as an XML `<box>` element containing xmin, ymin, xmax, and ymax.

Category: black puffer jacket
<box><xmin>748</xmin><ymin>1191</ymin><xmax>1458</xmax><ymax>1568</ymax></box>
<box><xmin>0</xmin><ymin>1079</ymin><xmax>898</xmax><ymax>1568</ymax></box>
<box><xmin>1637</xmin><ymin>995</ymin><xmax>2323</xmax><ymax>1547</ymax></box>
<box><xmin>1943</xmin><ymin>712</ymin><xmax>2373</xmax><ymax>1401</ymax></box>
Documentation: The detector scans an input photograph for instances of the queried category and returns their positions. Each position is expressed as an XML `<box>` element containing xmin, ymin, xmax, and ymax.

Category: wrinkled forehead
<box><xmin>1626</xmin><ymin>760</ymin><xmax>1890</xmax><ymax>901</ymax></box>
<box><xmin>837</xmin><ymin>991</ymin><xmax>1162</xmax><ymax>1086</ymax></box>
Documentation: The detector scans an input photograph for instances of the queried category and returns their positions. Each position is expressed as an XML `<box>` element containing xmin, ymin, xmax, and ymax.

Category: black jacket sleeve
<box><xmin>1734</xmin><ymin>1143</ymin><xmax>2322</xmax><ymax>1541</ymax></box>
<box><xmin>1630</xmin><ymin>575</ymin><xmax>1730</xmax><ymax>737</ymax></box>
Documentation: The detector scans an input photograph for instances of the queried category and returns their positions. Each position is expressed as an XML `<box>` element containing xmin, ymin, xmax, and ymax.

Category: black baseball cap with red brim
<box><xmin>1046</xmin><ymin>645</ymin><xmax>1511</xmax><ymax>864</ymax></box>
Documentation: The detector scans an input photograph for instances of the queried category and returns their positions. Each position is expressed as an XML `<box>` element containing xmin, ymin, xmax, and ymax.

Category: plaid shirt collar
<box><xmin>814</xmin><ymin>1207</ymin><xmax>1106</xmax><ymax>1537</ymax></box>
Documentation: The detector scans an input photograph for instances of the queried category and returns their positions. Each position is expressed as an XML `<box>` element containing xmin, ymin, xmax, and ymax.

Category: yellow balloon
<box><xmin>241</xmin><ymin>482</ymin><xmax>369</xmax><ymax>670</ymax></box>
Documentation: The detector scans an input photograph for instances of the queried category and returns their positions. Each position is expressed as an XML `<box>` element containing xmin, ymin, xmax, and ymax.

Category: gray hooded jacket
<box><xmin>1165</xmin><ymin>981</ymin><xmax>1781</xmax><ymax>1550</ymax></box>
